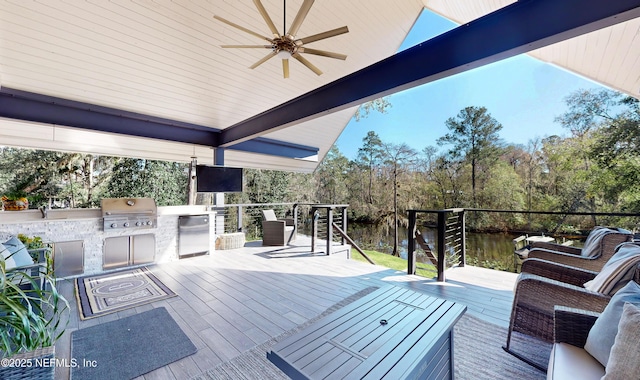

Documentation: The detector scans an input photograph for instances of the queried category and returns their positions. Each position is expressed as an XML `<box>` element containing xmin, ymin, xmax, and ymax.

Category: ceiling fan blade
<box><xmin>213</xmin><ymin>15</ymin><xmax>272</xmax><ymax>42</ymax></box>
<box><xmin>221</xmin><ymin>45</ymin><xmax>272</xmax><ymax>48</ymax></box>
<box><xmin>298</xmin><ymin>26</ymin><xmax>349</xmax><ymax>45</ymax></box>
<box><xmin>298</xmin><ymin>47</ymin><xmax>347</xmax><ymax>60</ymax></box>
<box><xmin>292</xmin><ymin>53</ymin><xmax>322</xmax><ymax>76</ymax></box>
<box><xmin>249</xmin><ymin>51</ymin><xmax>277</xmax><ymax>69</ymax></box>
<box><xmin>282</xmin><ymin>59</ymin><xmax>290</xmax><ymax>78</ymax></box>
<box><xmin>253</xmin><ymin>0</ymin><xmax>280</xmax><ymax>37</ymax></box>
<box><xmin>287</xmin><ymin>0</ymin><xmax>314</xmax><ymax>38</ymax></box>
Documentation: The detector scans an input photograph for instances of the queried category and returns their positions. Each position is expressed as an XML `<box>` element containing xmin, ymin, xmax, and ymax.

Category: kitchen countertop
<box><xmin>0</xmin><ymin>205</ymin><xmax>214</xmax><ymax>224</ymax></box>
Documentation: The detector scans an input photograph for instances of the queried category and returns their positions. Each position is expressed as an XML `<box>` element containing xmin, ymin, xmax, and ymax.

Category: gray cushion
<box><xmin>583</xmin><ymin>242</ymin><xmax>640</xmax><ymax>295</ymax></box>
<box><xmin>584</xmin><ymin>281</ymin><xmax>640</xmax><ymax>366</ymax></box>
<box><xmin>602</xmin><ymin>303</ymin><xmax>640</xmax><ymax>379</ymax></box>
<box><xmin>262</xmin><ymin>209</ymin><xmax>277</xmax><ymax>221</ymax></box>
<box><xmin>1</xmin><ymin>236</ymin><xmax>34</xmax><ymax>269</ymax></box>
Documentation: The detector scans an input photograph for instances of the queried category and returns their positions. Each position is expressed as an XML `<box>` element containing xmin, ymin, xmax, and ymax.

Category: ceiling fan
<box><xmin>214</xmin><ymin>0</ymin><xmax>349</xmax><ymax>78</ymax></box>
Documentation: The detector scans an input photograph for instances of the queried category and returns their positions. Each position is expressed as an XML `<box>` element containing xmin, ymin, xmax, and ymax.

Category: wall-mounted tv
<box><xmin>196</xmin><ymin>165</ymin><xmax>243</xmax><ymax>193</ymax></box>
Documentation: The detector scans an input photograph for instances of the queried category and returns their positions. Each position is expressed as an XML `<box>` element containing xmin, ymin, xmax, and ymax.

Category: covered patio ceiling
<box><xmin>0</xmin><ymin>0</ymin><xmax>639</xmax><ymax>173</ymax></box>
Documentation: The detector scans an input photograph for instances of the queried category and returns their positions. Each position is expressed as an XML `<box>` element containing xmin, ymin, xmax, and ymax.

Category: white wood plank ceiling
<box><xmin>424</xmin><ymin>0</ymin><xmax>640</xmax><ymax>100</ymax></box>
<box><xmin>0</xmin><ymin>1</ymin><xmax>638</xmax><ymax>172</ymax></box>
<box><xmin>0</xmin><ymin>0</ymin><xmax>425</xmax><ymax>172</ymax></box>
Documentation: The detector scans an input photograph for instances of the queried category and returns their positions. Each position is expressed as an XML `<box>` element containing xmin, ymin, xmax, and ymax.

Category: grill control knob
<box><xmin>123</xmin><ymin>222</ymin><xmax>130</xmax><ymax>227</ymax></box>
<box><xmin>110</xmin><ymin>223</ymin><xmax>117</xmax><ymax>228</ymax></box>
<box><xmin>146</xmin><ymin>221</ymin><xmax>152</xmax><ymax>226</ymax></box>
<box><xmin>136</xmin><ymin>221</ymin><xmax>142</xmax><ymax>227</ymax></box>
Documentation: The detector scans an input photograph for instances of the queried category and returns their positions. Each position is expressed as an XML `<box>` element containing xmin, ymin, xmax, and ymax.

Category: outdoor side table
<box><xmin>513</xmin><ymin>235</ymin><xmax>556</xmax><ymax>271</ymax></box>
<box><xmin>267</xmin><ymin>285</ymin><xmax>466</xmax><ymax>380</ymax></box>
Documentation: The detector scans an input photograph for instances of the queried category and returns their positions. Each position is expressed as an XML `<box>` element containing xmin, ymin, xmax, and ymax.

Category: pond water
<box><xmin>344</xmin><ymin>223</ymin><xmax>578</xmax><ymax>273</ymax></box>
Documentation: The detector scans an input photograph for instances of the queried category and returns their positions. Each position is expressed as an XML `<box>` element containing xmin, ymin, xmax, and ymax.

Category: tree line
<box><xmin>1</xmin><ymin>88</ymin><xmax>639</xmax><ymax>238</ymax></box>
<box><xmin>312</xmin><ymin>89</ymin><xmax>640</xmax><ymax>235</ymax></box>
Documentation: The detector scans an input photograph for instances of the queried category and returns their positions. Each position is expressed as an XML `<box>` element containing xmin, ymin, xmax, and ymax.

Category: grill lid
<box><xmin>101</xmin><ymin>198</ymin><xmax>157</xmax><ymax>230</ymax></box>
<box><xmin>101</xmin><ymin>198</ymin><xmax>157</xmax><ymax>216</ymax></box>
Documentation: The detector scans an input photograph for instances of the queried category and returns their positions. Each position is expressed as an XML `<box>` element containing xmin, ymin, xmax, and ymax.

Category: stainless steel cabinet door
<box><xmin>132</xmin><ymin>233</ymin><xmax>155</xmax><ymax>265</ymax></box>
<box><xmin>103</xmin><ymin>236</ymin><xmax>130</xmax><ymax>270</ymax></box>
<box><xmin>54</xmin><ymin>240</ymin><xmax>84</xmax><ymax>277</ymax></box>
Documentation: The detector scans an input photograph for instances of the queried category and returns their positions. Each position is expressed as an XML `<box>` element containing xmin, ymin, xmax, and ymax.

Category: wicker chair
<box><xmin>527</xmin><ymin>227</ymin><xmax>632</xmax><ymax>272</ymax></box>
<box><xmin>503</xmin><ymin>261</ymin><xmax>640</xmax><ymax>370</ymax></box>
<box><xmin>261</xmin><ymin>209</ymin><xmax>296</xmax><ymax>246</ymax></box>
<box><xmin>520</xmin><ymin>258</ymin><xmax>599</xmax><ymax>287</ymax></box>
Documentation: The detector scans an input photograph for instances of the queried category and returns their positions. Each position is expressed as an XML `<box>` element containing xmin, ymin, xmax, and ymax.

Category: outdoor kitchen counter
<box><xmin>0</xmin><ymin>205</ymin><xmax>212</xmax><ymax>224</ymax></box>
<box><xmin>0</xmin><ymin>205</ymin><xmax>215</xmax><ymax>277</ymax></box>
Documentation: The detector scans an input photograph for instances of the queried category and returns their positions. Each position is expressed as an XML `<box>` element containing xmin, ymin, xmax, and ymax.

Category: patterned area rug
<box><xmin>75</xmin><ymin>266</ymin><xmax>175</xmax><ymax>320</ymax></box>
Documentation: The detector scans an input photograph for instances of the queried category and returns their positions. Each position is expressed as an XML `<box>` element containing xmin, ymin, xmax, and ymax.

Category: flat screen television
<box><xmin>196</xmin><ymin>165</ymin><xmax>243</xmax><ymax>193</ymax></box>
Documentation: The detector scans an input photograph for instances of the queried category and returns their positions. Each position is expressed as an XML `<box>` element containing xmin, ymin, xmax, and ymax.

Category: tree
<box><xmin>555</xmin><ymin>89</ymin><xmax>621</xmax><ymax>137</ymax></box>
<box><xmin>353</xmin><ymin>97</ymin><xmax>392</xmax><ymax>121</ymax></box>
<box><xmin>437</xmin><ymin>106</ymin><xmax>503</xmax><ymax>207</ymax></box>
<box><xmin>0</xmin><ymin>148</ymin><xmax>114</xmax><ymax>208</ymax></box>
<box><xmin>314</xmin><ymin>146</ymin><xmax>350</xmax><ymax>203</ymax></box>
<box><xmin>356</xmin><ymin>131</ymin><xmax>383</xmax><ymax>204</ymax></box>
<box><xmin>381</xmin><ymin>142</ymin><xmax>417</xmax><ymax>256</ymax></box>
<box><xmin>106</xmin><ymin>158</ymin><xmax>188</xmax><ymax>206</ymax></box>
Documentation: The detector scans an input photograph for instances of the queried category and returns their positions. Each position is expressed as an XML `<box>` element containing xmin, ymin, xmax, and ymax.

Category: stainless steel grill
<box><xmin>101</xmin><ymin>198</ymin><xmax>157</xmax><ymax>231</ymax></box>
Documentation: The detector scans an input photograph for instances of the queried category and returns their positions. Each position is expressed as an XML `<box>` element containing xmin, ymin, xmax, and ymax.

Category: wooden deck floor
<box><xmin>54</xmin><ymin>237</ymin><xmax>518</xmax><ymax>379</ymax></box>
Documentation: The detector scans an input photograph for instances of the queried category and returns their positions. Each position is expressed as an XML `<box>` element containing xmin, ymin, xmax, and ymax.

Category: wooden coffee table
<box><xmin>267</xmin><ymin>285</ymin><xmax>466</xmax><ymax>379</ymax></box>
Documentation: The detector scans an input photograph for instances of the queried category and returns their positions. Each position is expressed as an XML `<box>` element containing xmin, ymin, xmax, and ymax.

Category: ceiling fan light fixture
<box><xmin>277</xmin><ymin>50</ymin><xmax>292</xmax><ymax>59</ymax></box>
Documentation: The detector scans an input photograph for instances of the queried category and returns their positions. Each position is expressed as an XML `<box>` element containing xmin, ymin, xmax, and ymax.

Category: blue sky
<box><xmin>334</xmin><ymin>9</ymin><xmax>606</xmax><ymax>160</ymax></box>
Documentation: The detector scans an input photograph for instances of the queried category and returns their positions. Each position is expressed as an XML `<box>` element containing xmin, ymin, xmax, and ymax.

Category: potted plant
<box><xmin>0</xmin><ymin>245</ymin><xmax>69</xmax><ymax>379</ymax></box>
<box><xmin>1</xmin><ymin>190</ymin><xmax>29</xmax><ymax>211</ymax></box>
<box><xmin>17</xmin><ymin>234</ymin><xmax>46</xmax><ymax>263</ymax></box>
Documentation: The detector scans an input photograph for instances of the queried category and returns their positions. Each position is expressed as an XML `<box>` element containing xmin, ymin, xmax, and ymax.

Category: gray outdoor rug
<box><xmin>71</xmin><ymin>307</ymin><xmax>197</xmax><ymax>380</ymax></box>
<box><xmin>192</xmin><ymin>290</ymin><xmax>548</xmax><ymax>380</ymax></box>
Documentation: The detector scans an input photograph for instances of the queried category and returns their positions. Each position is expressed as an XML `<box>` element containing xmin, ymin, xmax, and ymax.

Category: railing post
<box><xmin>459</xmin><ymin>210</ymin><xmax>466</xmax><ymax>267</ymax></box>
<box><xmin>437</xmin><ymin>211</ymin><xmax>446</xmax><ymax>282</ymax></box>
<box><xmin>408</xmin><ymin>210</ymin><xmax>416</xmax><ymax>275</ymax></box>
<box><xmin>293</xmin><ymin>203</ymin><xmax>298</xmax><ymax>236</ymax></box>
<box><xmin>237</xmin><ymin>205</ymin><xmax>243</xmax><ymax>232</ymax></box>
<box><xmin>326</xmin><ymin>207</ymin><xmax>333</xmax><ymax>256</ymax></box>
<box><xmin>341</xmin><ymin>207</ymin><xmax>347</xmax><ymax>246</ymax></box>
<box><xmin>311</xmin><ymin>208</ymin><xmax>319</xmax><ymax>253</ymax></box>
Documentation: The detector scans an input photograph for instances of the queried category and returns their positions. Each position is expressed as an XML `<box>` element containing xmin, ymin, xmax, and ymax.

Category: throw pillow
<box><xmin>584</xmin><ymin>281</ymin><xmax>640</xmax><ymax>366</ymax></box>
<box><xmin>2</xmin><ymin>236</ymin><xmax>34</xmax><ymax>269</ymax></box>
<box><xmin>583</xmin><ymin>242</ymin><xmax>640</xmax><ymax>295</ymax></box>
<box><xmin>602</xmin><ymin>302</ymin><xmax>640</xmax><ymax>379</ymax></box>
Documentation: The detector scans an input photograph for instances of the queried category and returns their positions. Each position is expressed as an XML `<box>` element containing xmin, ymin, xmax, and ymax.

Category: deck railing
<box><xmin>408</xmin><ymin>209</ymin><xmax>466</xmax><ymax>282</ymax></box>
<box><xmin>211</xmin><ymin>202</ymin><xmax>296</xmax><ymax>237</ymax></box>
<box><xmin>211</xmin><ymin>202</ymin><xmax>350</xmax><ymax>253</ymax></box>
<box><xmin>408</xmin><ymin>208</ymin><xmax>640</xmax><ymax>282</ymax></box>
